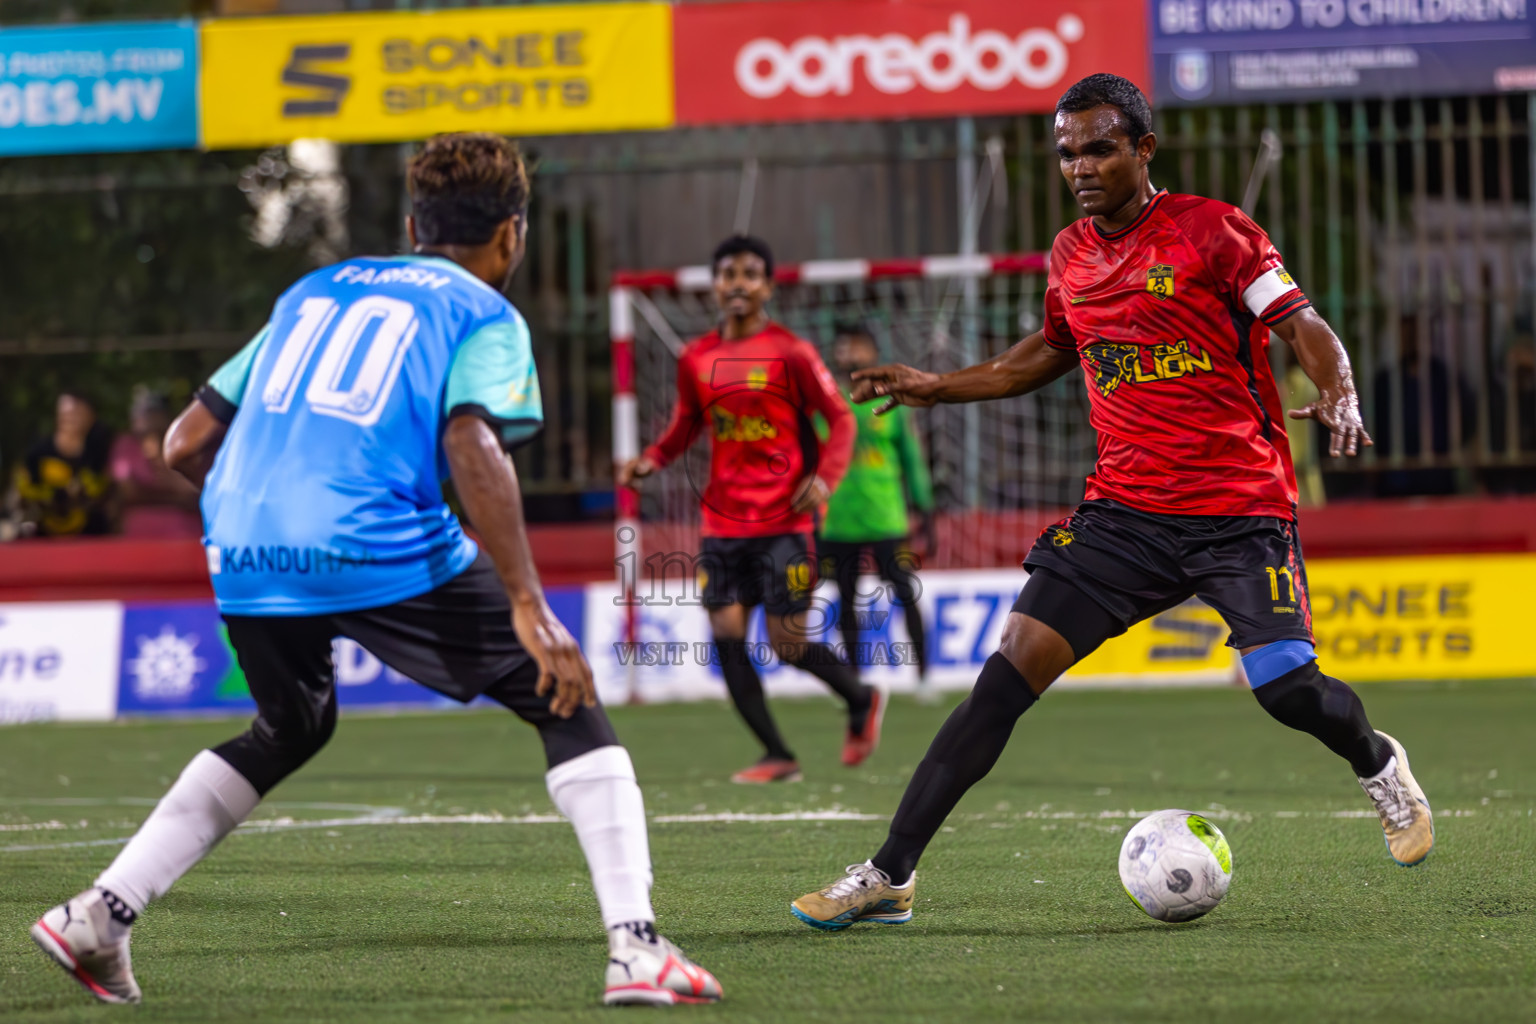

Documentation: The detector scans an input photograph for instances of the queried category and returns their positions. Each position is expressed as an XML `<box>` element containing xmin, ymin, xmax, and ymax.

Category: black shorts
<box><xmin>818</xmin><ymin>537</ymin><xmax>921</xmax><ymax>601</ymax></box>
<box><xmin>222</xmin><ymin>553</ymin><xmax>616</xmax><ymax>764</ymax></box>
<box><xmin>699</xmin><ymin>532</ymin><xmax>817</xmax><ymax>615</ymax></box>
<box><xmin>1017</xmin><ymin>499</ymin><xmax>1314</xmax><ymax>656</ymax></box>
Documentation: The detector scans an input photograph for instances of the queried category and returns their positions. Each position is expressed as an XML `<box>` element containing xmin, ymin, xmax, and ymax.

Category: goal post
<box><xmin>604</xmin><ymin>251</ymin><xmax>1122</xmax><ymax>699</ymax></box>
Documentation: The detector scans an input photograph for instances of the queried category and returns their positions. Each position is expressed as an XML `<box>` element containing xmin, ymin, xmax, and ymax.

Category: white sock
<box><xmin>1362</xmin><ymin>755</ymin><xmax>1398</xmax><ymax>782</ymax></box>
<box><xmin>545</xmin><ymin>746</ymin><xmax>654</xmax><ymax>931</ymax></box>
<box><xmin>95</xmin><ymin>750</ymin><xmax>261</xmax><ymax>913</ymax></box>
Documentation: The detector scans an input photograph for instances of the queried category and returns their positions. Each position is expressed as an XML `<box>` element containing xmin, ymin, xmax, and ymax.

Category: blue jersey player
<box><xmin>30</xmin><ymin>134</ymin><xmax>720</xmax><ymax>1008</ymax></box>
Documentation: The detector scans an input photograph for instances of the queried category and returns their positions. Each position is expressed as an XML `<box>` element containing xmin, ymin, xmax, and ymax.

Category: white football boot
<box><xmin>1359</xmin><ymin>731</ymin><xmax>1434</xmax><ymax>867</ymax></box>
<box><xmin>30</xmin><ymin>888</ymin><xmax>142</xmax><ymax>1004</ymax></box>
<box><xmin>604</xmin><ymin>925</ymin><xmax>722</xmax><ymax>1005</ymax></box>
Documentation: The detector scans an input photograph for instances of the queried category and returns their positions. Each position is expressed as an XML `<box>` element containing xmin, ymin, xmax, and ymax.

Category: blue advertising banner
<box><xmin>1152</xmin><ymin>1</ymin><xmax>1536</xmax><ymax>105</ymax></box>
<box><xmin>0</xmin><ymin>20</ymin><xmax>198</xmax><ymax>156</ymax></box>
<box><xmin>117</xmin><ymin>588</ymin><xmax>586</xmax><ymax>717</ymax></box>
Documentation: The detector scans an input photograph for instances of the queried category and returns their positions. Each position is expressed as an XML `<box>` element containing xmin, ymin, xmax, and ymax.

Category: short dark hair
<box><xmin>712</xmin><ymin>234</ymin><xmax>774</xmax><ymax>279</ymax></box>
<box><xmin>57</xmin><ymin>386</ymin><xmax>95</xmax><ymax>409</ymax></box>
<box><xmin>408</xmin><ymin>133</ymin><xmax>530</xmax><ymax>246</ymax></box>
<box><xmin>1055</xmin><ymin>73</ymin><xmax>1153</xmax><ymax>144</ymax></box>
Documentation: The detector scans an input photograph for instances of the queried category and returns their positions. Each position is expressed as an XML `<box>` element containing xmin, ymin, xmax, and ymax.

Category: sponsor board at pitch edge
<box><xmin>113</xmin><ymin>590</ymin><xmax>585</xmax><ymax>718</ymax></box>
<box><xmin>115</xmin><ymin>602</ymin><xmax>454</xmax><ymax>715</ymax></box>
<box><xmin>674</xmin><ymin>0</ymin><xmax>1148</xmax><ymax>125</ymax></box>
<box><xmin>0</xmin><ymin>21</ymin><xmax>199</xmax><ymax>157</ymax></box>
<box><xmin>1305</xmin><ymin>554</ymin><xmax>1536</xmax><ymax>682</ymax></box>
<box><xmin>0</xmin><ymin>603</ymin><xmax>123</xmax><ymax>723</ymax></box>
<box><xmin>200</xmin><ymin>2</ymin><xmax>672</xmax><ymax>149</ymax></box>
<box><xmin>585</xmin><ymin>568</ymin><xmax>1233</xmax><ymax>704</ymax></box>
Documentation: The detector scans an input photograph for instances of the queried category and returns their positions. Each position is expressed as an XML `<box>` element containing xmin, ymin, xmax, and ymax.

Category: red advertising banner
<box><xmin>674</xmin><ymin>0</ymin><xmax>1149</xmax><ymax>126</ymax></box>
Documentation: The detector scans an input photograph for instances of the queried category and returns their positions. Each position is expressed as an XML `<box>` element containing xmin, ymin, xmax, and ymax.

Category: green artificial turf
<box><xmin>2</xmin><ymin>680</ymin><xmax>1532</xmax><ymax>1023</ymax></box>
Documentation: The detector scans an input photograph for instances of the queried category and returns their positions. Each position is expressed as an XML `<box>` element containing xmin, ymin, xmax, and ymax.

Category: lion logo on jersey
<box><xmin>1085</xmin><ymin>341</ymin><xmax>1140</xmax><ymax>397</ymax></box>
<box><xmin>1086</xmin><ymin>339</ymin><xmax>1212</xmax><ymax>397</ymax></box>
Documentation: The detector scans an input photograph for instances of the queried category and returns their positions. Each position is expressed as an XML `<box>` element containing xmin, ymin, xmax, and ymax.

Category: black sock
<box><xmin>898</xmin><ymin>593</ymin><xmax>928</xmax><ymax>679</ymax></box>
<box><xmin>787</xmin><ymin>643</ymin><xmax>872</xmax><ymax>731</ymax></box>
<box><xmin>98</xmin><ymin>888</ymin><xmax>138</xmax><ymax>927</ymax></box>
<box><xmin>611</xmin><ymin>920</ymin><xmax>658</xmax><ymax>945</ymax></box>
<box><xmin>1253</xmin><ymin>661</ymin><xmax>1392</xmax><ymax>777</ymax></box>
<box><xmin>883</xmin><ymin>548</ymin><xmax>928</xmax><ymax>680</ymax></box>
<box><xmin>717</xmin><ymin>640</ymin><xmax>795</xmax><ymax>761</ymax></box>
<box><xmin>837</xmin><ymin>587</ymin><xmax>862</xmax><ymax>673</ymax></box>
<box><xmin>871</xmin><ymin>653</ymin><xmax>1039</xmax><ymax>882</ymax></box>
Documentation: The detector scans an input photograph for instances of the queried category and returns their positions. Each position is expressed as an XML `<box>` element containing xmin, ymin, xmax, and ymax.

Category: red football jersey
<box><xmin>1043</xmin><ymin>190</ymin><xmax>1312</xmax><ymax>519</ymax></box>
<box><xmin>644</xmin><ymin>322</ymin><xmax>855</xmax><ymax>538</ymax></box>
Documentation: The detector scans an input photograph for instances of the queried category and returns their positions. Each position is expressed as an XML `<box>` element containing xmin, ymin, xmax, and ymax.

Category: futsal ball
<box><xmin>1118</xmin><ymin>809</ymin><xmax>1232</xmax><ymax>922</ymax></box>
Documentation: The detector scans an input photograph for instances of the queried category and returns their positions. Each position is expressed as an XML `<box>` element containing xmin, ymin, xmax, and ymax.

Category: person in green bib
<box><xmin>819</xmin><ymin>324</ymin><xmax>935</xmax><ymax>698</ymax></box>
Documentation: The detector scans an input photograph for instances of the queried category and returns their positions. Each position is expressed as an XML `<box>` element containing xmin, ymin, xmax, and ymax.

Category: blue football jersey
<box><xmin>198</xmin><ymin>255</ymin><xmax>543</xmax><ymax>616</ymax></box>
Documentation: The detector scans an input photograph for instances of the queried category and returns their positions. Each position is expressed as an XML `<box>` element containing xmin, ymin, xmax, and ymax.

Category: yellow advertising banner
<box><xmin>200</xmin><ymin>3</ymin><xmax>673</xmax><ymax>149</ymax></box>
<box><xmin>1064</xmin><ymin>553</ymin><xmax>1536</xmax><ymax>685</ymax></box>
<box><xmin>1305</xmin><ymin>553</ymin><xmax>1535</xmax><ymax>681</ymax></box>
<box><xmin>1068</xmin><ymin>598</ymin><xmax>1234</xmax><ymax>685</ymax></box>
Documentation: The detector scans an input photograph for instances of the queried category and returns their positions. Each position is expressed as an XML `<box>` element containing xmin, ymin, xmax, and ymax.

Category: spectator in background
<box><xmin>1479</xmin><ymin>321</ymin><xmax>1536</xmax><ymax>495</ymax></box>
<box><xmin>1371</xmin><ymin>316</ymin><xmax>1472</xmax><ymax>498</ymax></box>
<box><xmin>11</xmin><ymin>389</ymin><xmax>114</xmax><ymax>537</ymax></box>
<box><xmin>111</xmin><ymin>387</ymin><xmax>202</xmax><ymax>538</ymax></box>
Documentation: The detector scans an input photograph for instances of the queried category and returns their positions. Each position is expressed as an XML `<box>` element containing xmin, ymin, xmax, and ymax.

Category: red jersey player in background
<box><xmin>791</xmin><ymin>75</ymin><xmax>1433</xmax><ymax>931</ymax></box>
<box><xmin>620</xmin><ymin>236</ymin><xmax>884</xmax><ymax>784</ymax></box>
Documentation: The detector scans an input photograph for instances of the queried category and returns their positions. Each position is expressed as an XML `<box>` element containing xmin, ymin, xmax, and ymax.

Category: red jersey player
<box><xmin>791</xmin><ymin>75</ymin><xmax>1434</xmax><ymax>931</ymax></box>
<box><xmin>620</xmin><ymin>235</ymin><xmax>883</xmax><ymax>783</ymax></box>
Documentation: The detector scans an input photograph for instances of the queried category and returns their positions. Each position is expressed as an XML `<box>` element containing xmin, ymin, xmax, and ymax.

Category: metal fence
<box><xmin>528</xmin><ymin>95</ymin><xmax>1535</xmax><ymax>502</ymax></box>
<box><xmin>1143</xmin><ymin>97</ymin><xmax>1536</xmax><ymax>499</ymax></box>
<box><xmin>3</xmin><ymin>95</ymin><xmax>1532</xmax><ymax>507</ymax></box>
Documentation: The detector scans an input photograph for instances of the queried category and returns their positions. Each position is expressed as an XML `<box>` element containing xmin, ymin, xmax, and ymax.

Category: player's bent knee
<box><xmin>1010</xmin><ymin>568</ymin><xmax>1123</xmax><ymax>664</ymax></box>
<box><xmin>539</xmin><ymin>705</ymin><xmax>622</xmax><ymax>771</ymax></box>
<box><xmin>212</xmin><ymin>711</ymin><xmax>335</xmax><ymax>796</ymax></box>
<box><xmin>1247</xmin><ymin>649</ymin><xmax>1356</xmax><ymax>729</ymax></box>
<box><xmin>1240</xmin><ymin>639</ymin><xmax>1317</xmax><ymax>690</ymax></box>
<box><xmin>997</xmin><ymin>614</ymin><xmax>1075</xmax><ymax>693</ymax></box>
<box><xmin>966</xmin><ymin>653</ymin><xmax>1041</xmax><ymax>720</ymax></box>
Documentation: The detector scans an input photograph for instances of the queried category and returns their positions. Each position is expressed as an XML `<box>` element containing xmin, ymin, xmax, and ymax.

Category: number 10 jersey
<box><xmin>198</xmin><ymin>254</ymin><xmax>543</xmax><ymax>616</ymax></box>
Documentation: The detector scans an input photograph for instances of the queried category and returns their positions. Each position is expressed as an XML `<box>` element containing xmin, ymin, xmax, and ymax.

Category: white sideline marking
<box><xmin>0</xmin><ymin>806</ymin><xmax>1489</xmax><ymax>855</ymax></box>
<box><xmin>4</xmin><ymin>838</ymin><xmax>135</xmax><ymax>852</ymax></box>
<box><xmin>0</xmin><ymin>808</ymin><xmax>885</xmax><ymax>853</ymax></box>
<box><xmin>0</xmin><ymin>821</ymin><xmax>68</xmax><ymax>832</ymax></box>
<box><xmin>0</xmin><ymin>797</ymin><xmax>404</xmax><ymax>815</ymax></box>
<box><xmin>241</xmin><ymin>808</ymin><xmax>886</xmax><ymax>833</ymax></box>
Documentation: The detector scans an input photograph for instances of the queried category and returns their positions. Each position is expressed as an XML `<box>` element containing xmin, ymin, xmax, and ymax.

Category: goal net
<box><xmin>596</xmin><ymin>253</ymin><xmax>1241</xmax><ymax>703</ymax></box>
<box><xmin>610</xmin><ymin>252</ymin><xmax>1096</xmax><ymax>577</ymax></box>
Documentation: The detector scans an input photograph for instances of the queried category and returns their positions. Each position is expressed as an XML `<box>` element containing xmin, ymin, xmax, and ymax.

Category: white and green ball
<box><xmin>1118</xmin><ymin>809</ymin><xmax>1232</xmax><ymax>922</ymax></box>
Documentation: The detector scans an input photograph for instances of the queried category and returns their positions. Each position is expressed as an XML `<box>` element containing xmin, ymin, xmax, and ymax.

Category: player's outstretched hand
<box><xmin>513</xmin><ymin>598</ymin><xmax>597</xmax><ymax>718</ymax></box>
<box><xmin>1287</xmin><ymin>390</ymin><xmax>1374</xmax><ymax>457</ymax></box>
<box><xmin>791</xmin><ymin>474</ymin><xmax>831</xmax><ymax>513</ymax></box>
<box><xmin>851</xmin><ymin>364</ymin><xmax>942</xmax><ymax>414</ymax></box>
<box><xmin>618</xmin><ymin>455</ymin><xmax>657</xmax><ymax>488</ymax></box>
